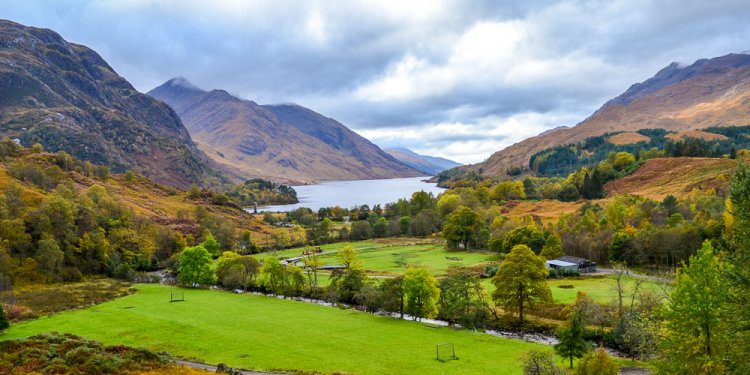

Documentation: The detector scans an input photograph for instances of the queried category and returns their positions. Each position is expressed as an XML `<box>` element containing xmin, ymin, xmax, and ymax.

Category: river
<box><xmin>256</xmin><ymin>177</ymin><xmax>445</xmax><ymax>212</ymax></box>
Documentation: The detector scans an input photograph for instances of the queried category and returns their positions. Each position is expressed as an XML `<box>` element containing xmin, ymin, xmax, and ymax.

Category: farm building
<box><xmin>546</xmin><ymin>256</ymin><xmax>597</xmax><ymax>273</ymax></box>
<box><xmin>545</xmin><ymin>259</ymin><xmax>578</xmax><ymax>273</ymax></box>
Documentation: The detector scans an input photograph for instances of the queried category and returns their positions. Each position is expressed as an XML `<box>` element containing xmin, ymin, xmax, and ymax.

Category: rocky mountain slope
<box><xmin>383</xmin><ymin>147</ymin><xmax>462</xmax><ymax>175</ymax></box>
<box><xmin>0</xmin><ymin>20</ymin><xmax>225</xmax><ymax>188</ymax></box>
<box><xmin>463</xmin><ymin>53</ymin><xmax>750</xmax><ymax>176</ymax></box>
<box><xmin>149</xmin><ymin>78</ymin><xmax>421</xmax><ymax>184</ymax></box>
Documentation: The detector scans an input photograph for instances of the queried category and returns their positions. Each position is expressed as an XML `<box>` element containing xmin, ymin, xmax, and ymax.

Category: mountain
<box><xmin>0</xmin><ymin>20</ymin><xmax>226</xmax><ymax>188</ymax></box>
<box><xmin>148</xmin><ymin>78</ymin><xmax>422</xmax><ymax>184</ymax></box>
<box><xmin>383</xmin><ymin>147</ymin><xmax>462</xmax><ymax>175</ymax></box>
<box><xmin>463</xmin><ymin>53</ymin><xmax>750</xmax><ymax>176</ymax></box>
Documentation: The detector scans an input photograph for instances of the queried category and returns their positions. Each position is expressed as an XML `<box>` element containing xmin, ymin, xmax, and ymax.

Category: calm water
<box><xmin>256</xmin><ymin>177</ymin><xmax>445</xmax><ymax>212</ymax></box>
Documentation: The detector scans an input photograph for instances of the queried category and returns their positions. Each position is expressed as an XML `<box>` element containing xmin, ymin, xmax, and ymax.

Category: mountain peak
<box><xmin>165</xmin><ymin>77</ymin><xmax>202</xmax><ymax>91</ymax></box>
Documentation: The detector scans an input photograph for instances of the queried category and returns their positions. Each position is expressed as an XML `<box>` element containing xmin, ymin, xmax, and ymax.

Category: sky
<box><xmin>4</xmin><ymin>0</ymin><xmax>750</xmax><ymax>164</ymax></box>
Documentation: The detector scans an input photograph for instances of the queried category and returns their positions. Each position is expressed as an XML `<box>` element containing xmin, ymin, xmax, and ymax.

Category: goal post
<box><xmin>436</xmin><ymin>343</ymin><xmax>458</xmax><ymax>362</ymax></box>
<box><xmin>170</xmin><ymin>290</ymin><xmax>185</xmax><ymax>302</ymax></box>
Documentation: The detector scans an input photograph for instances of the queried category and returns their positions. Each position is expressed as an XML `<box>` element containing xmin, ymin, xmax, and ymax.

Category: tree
<box><xmin>36</xmin><ymin>239</ymin><xmax>64</xmax><ymax>283</ymax></box>
<box><xmin>554</xmin><ymin>312</ymin><xmax>591</xmax><ymax>368</ymax></box>
<box><xmin>520</xmin><ymin>350</ymin><xmax>561</xmax><ymax>375</ymax></box>
<box><xmin>443</xmin><ymin>206</ymin><xmax>483</xmax><ymax>249</ymax></box>
<box><xmin>660</xmin><ymin>241</ymin><xmax>729</xmax><ymax>374</ymax></box>
<box><xmin>403</xmin><ymin>267</ymin><xmax>440</xmax><ymax>320</ymax></box>
<box><xmin>492</xmin><ymin>244</ymin><xmax>552</xmax><ymax>324</ymax></box>
<box><xmin>540</xmin><ymin>234</ymin><xmax>563</xmax><ymax>260</ymax></box>
<box><xmin>501</xmin><ymin>225</ymin><xmax>546</xmax><ymax>253</ymax></box>
<box><xmin>0</xmin><ymin>303</ymin><xmax>8</xmax><ymax>332</ymax></box>
<box><xmin>259</xmin><ymin>257</ymin><xmax>286</xmax><ymax>296</ymax></box>
<box><xmin>201</xmin><ymin>232</ymin><xmax>221</xmax><ymax>257</ymax></box>
<box><xmin>727</xmin><ymin>162</ymin><xmax>750</xmax><ymax>372</ymax></box>
<box><xmin>372</xmin><ymin>217</ymin><xmax>388</xmax><ymax>238</ymax></box>
<box><xmin>329</xmin><ymin>247</ymin><xmax>366</xmax><ymax>303</ymax></box>
<box><xmin>439</xmin><ymin>270</ymin><xmax>490</xmax><ymax>328</ymax></box>
<box><xmin>380</xmin><ymin>276</ymin><xmax>405</xmax><ymax>318</ymax></box>
<box><xmin>350</xmin><ymin>220</ymin><xmax>372</xmax><ymax>240</ymax></box>
<box><xmin>575</xmin><ymin>347</ymin><xmax>617</xmax><ymax>375</ymax></box>
<box><xmin>0</xmin><ymin>219</ymin><xmax>31</xmax><ymax>265</ymax></box>
<box><xmin>178</xmin><ymin>245</ymin><xmax>215</xmax><ymax>287</ymax></box>
<box><xmin>398</xmin><ymin>216</ymin><xmax>411</xmax><ymax>235</ymax></box>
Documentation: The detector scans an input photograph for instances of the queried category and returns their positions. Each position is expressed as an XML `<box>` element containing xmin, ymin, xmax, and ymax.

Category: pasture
<box><xmin>3</xmin><ymin>284</ymin><xmax>548</xmax><ymax>375</ymax></box>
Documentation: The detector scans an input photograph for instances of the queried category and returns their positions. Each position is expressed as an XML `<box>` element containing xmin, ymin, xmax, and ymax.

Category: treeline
<box><xmin>273</xmin><ymin>191</ymin><xmax>442</xmax><ymax>245</ymax></box>
<box><xmin>177</xmin><ymin>244</ymin><xmax>491</xmax><ymax>329</ymax></box>
<box><xmin>224</xmin><ymin>178</ymin><xmax>298</xmax><ymax>206</ymax></box>
<box><xmin>530</xmin><ymin>126</ymin><xmax>750</xmax><ymax>177</ymax></box>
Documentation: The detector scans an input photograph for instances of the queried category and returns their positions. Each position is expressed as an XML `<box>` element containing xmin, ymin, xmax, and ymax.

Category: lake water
<box><xmin>256</xmin><ymin>177</ymin><xmax>445</xmax><ymax>212</ymax></box>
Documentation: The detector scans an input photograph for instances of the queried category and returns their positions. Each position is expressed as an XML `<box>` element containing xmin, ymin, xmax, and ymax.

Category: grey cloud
<box><xmin>3</xmin><ymin>0</ymin><xmax>750</xmax><ymax>163</ymax></box>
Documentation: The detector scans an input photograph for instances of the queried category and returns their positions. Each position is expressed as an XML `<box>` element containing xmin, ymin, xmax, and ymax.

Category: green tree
<box><xmin>260</xmin><ymin>257</ymin><xmax>286</xmax><ymax>295</ymax></box>
<box><xmin>36</xmin><ymin>239</ymin><xmax>64</xmax><ymax>283</ymax></box>
<box><xmin>329</xmin><ymin>247</ymin><xmax>366</xmax><ymax>303</ymax></box>
<box><xmin>520</xmin><ymin>350</ymin><xmax>561</xmax><ymax>375</ymax></box>
<box><xmin>403</xmin><ymin>267</ymin><xmax>440</xmax><ymax>320</ymax></box>
<box><xmin>372</xmin><ymin>217</ymin><xmax>388</xmax><ymax>238</ymax></box>
<box><xmin>398</xmin><ymin>216</ymin><xmax>411</xmax><ymax>235</ymax></box>
<box><xmin>443</xmin><ymin>206</ymin><xmax>483</xmax><ymax>249</ymax></box>
<box><xmin>554</xmin><ymin>312</ymin><xmax>591</xmax><ymax>368</ymax></box>
<box><xmin>0</xmin><ymin>219</ymin><xmax>32</xmax><ymax>265</ymax></box>
<box><xmin>501</xmin><ymin>225</ymin><xmax>546</xmax><ymax>253</ymax></box>
<box><xmin>0</xmin><ymin>303</ymin><xmax>8</xmax><ymax>332</ymax></box>
<box><xmin>350</xmin><ymin>220</ymin><xmax>372</xmax><ymax>240</ymax></box>
<box><xmin>575</xmin><ymin>347</ymin><xmax>617</xmax><ymax>375</ymax></box>
<box><xmin>438</xmin><ymin>270</ymin><xmax>490</xmax><ymax>328</ymax></box>
<box><xmin>727</xmin><ymin>162</ymin><xmax>750</xmax><ymax>372</ymax></box>
<box><xmin>492</xmin><ymin>244</ymin><xmax>551</xmax><ymax>324</ymax></box>
<box><xmin>201</xmin><ymin>232</ymin><xmax>221</xmax><ymax>257</ymax></box>
<box><xmin>540</xmin><ymin>234</ymin><xmax>563</xmax><ymax>260</ymax></box>
<box><xmin>178</xmin><ymin>245</ymin><xmax>215</xmax><ymax>287</ymax></box>
<box><xmin>380</xmin><ymin>276</ymin><xmax>405</xmax><ymax>318</ymax></box>
<box><xmin>660</xmin><ymin>241</ymin><xmax>729</xmax><ymax>374</ymax></box>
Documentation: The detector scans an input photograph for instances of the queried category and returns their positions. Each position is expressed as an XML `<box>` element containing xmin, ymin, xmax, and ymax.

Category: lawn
<box><xmin>3</xmin><ymin>284</ymin><xmax>548</xmax><ymax>375</ymax></box>
<box><xmin>264</xmin><ymin>239</ymin><xmax>498</xmax><ymax>277</ymax></box>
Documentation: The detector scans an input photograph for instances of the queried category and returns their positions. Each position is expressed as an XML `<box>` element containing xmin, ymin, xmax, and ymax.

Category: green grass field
<box><xmin>266</xmin><ymin>240</ymin><xmax>497</xmax><ymax>277</ymax></box>
<box><xmin>480</xmin><ymin>274</ymin><xmax>665</xmax><ymax>305</ymax></box>
<box><xmin>3</xmin><ymin>284</ymin><xmax>548</xmax><ymax>374</ymax></box>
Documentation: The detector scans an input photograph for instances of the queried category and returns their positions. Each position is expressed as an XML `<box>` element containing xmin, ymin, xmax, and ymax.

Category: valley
<box><xmin>2</xmin><ymin>6</ymin><xmax>750</xmax><ymax>375</ymax></box>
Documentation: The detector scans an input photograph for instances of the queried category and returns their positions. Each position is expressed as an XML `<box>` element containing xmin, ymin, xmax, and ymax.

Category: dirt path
<box><xmin>175</xmin><ymin>360</ymin><xmax>289</xmax><ymax>374</ymax></box>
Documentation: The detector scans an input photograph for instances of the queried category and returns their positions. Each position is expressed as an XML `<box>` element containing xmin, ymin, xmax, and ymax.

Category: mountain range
<box><xmin>460</xmin><ymin>53</ymin><xmax>750</xmax><ymax>176</ymax></box>
<box><xmin>383</xmin><ymin>147</ymin><xmax>462</xmax><ymax>175</ymax></box>
<box><xmin>148</xmin><ymin>78</ymin><xmax>421</xmax><ymax>184</ymax></box>
<box><xmin>0</xmin><ymin>19</ymin><xmax>224</xmax><ymax>188</ymax></box>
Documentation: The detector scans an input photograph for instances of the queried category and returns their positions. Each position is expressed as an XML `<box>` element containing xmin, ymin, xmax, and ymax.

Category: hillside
<box><xmin>0</xmin><ymin>148</ymin><xmax>278</xmax><ymax>247</ymax></box>
<box><xmin>149</xmin><ymin>79</ymin><xmax>421</xmax><ymax>184</ymax></box>
<box><xmin>604</xmin><ymin>157</ymin><xmax>738</xmax><ymax>200</ymax></box>
<box><xmin>383</xmin><ymin>147</ymin><xmax>462</xmax><ymax>175</ymax></box>
<box><xmin>0</xmin><ymin>20</ymin><xmax>225</xmax><ymax>188</ymax></box>
<box><xmin>462</xmin><ymin>53</ymin><xmax>750</xmax><ymax>176</ymax></box>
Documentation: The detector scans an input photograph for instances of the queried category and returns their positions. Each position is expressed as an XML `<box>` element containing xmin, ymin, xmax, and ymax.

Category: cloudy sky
<box><xmin>4</xmin><ymin>0</ymin><xmax>750</xmax><ymax>164</ymax></box>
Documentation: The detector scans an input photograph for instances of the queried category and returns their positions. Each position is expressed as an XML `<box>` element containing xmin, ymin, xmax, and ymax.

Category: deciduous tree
<box><xmin>403</xmin><ymin>267</ymin><xmax>440</xmax><ymax>320</ymax></box>
<box><xmin>178</xmin><ymin>245</ymin><xmax>215</xmax><ymax>287</ymax></box>
<box><xmin>660</xmin><ymin>241</ymin><xmax>730</xmax><ymax>374</ymax></box>
<box><xmin>492</xmin><ymin>244</ymin><xmax>551</xmax><ymax>324</ymax></box>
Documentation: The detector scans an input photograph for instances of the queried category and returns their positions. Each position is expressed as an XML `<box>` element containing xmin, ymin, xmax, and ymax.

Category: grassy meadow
<box><xmin>3</xmin><ymin>284</ymin><xmax>548</xmax><ymax>375</ymax></box>
<box><xmin>266</xmin><ymin>239</ymin><xmax>498</xmax><ymax>276</ymax></box>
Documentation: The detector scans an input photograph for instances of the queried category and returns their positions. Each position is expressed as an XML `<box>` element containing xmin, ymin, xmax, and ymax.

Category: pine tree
<box><xmin>554</xmin><ymin>312</ymin><xmax>590</xmax><ymax>368</ymax></box>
